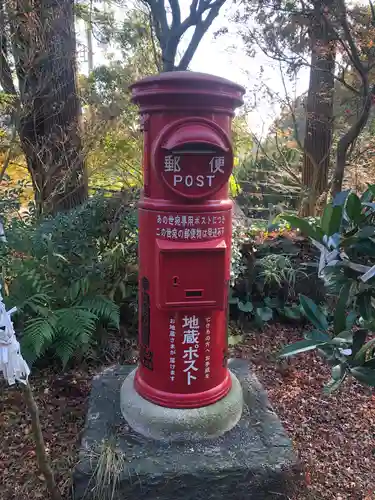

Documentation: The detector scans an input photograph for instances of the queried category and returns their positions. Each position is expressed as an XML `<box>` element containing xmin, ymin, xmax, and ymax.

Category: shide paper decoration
<box><xmin>0</xmin><ymin>285</ymin><xmax>30</xmax><ymax>385</ymax></box>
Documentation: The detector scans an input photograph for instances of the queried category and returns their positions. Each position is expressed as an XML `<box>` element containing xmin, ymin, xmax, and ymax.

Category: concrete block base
<box><xmin>120</xmin><ymin>368</ymin><xmax>243</xmax><ymax>441</ymax></box>
<box><xmin>74</xmin><ymin>359</ymin><xmax>301</xmax><ymax>500</ymax></box>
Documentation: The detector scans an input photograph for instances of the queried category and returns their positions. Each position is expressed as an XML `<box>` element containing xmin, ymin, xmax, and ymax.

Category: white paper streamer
<box><xmin>0</xmin><ymin>286</ymin><xmax>30</xmax><ymax>385</ymax></box>
<box><xmin>312</xmin><ymin>234</ymin><xmax>375</xmax><ymax>284</ymax></box>
<box><xmin>0</xmin><ymin>220</ymin><xmax>6</xmax><ymax>243</ymax></box>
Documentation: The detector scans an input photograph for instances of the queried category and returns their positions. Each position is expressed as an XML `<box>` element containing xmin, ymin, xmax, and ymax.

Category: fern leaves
<box><xmin>78</xmin><ymin>296</ymin><xmax>120</xmax><ymax>329</ymax></box>
<box><xmin>1</xmin><ymin>192</ymin><xmax>136</xmax><ymax>368</ymax></box>
<box><xmin>22</xmin><ymin>299</ymin><xmax>120</xmax><ymax>368</ymax></box>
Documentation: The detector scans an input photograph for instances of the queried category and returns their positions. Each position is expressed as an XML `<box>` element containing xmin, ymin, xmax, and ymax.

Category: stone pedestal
<box><xmin>120</xmin><ymin>368</ymin><xmax>243</xmax><ymax>441</ymax></box>
<box><xmin>74</xmin><ymin>359</ymin><xmax>301</xmax><ymax>500</ymax></box>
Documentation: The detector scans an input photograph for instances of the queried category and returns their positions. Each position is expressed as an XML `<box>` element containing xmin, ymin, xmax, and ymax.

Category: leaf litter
<box><xmin>232</xmin><ymin>324</ymin><xmax>375</xmax><ymax>500</ymax></box>
<box><xmin>0</xmin><ymin>324</ymin><xmax>374</xmax><ymax>499</ymax></box>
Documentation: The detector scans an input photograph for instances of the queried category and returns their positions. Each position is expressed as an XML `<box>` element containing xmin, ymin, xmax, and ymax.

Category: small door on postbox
<box><xmin>156</xmin><ymin>239</ymin><xmax>227</xmax><ymax>310</ymax></box>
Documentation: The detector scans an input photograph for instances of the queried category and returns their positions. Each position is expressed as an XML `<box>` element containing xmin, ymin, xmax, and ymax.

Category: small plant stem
<box><xmin>22</xmin><ymin>382</ymin><xmax>63</xmax><ymax>500</ymax></box>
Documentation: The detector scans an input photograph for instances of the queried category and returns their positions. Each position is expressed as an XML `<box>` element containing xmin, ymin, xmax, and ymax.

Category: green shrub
<box><xmin>279</xmin><ymin>186</ymin><xmax>375</xmax><ymax>391</ymax></box>
<box><xmin>0</xmin><ymin>190</ymin><xmax>139</xmax><ymax>367</ymax></box>
<box><xmin>229</xmin><ymin>223</ymin><xmax>314</xmax><ymax>327</ymax></box>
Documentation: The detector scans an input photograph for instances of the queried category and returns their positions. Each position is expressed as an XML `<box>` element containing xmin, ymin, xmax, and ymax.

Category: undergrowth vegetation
<box><xmin>0</xmin><ymin>189</ymin><xmax>139</xmax><ymax>367</ymax></box>
<box><xmin>279</xmin><ymin>185</ymin><xmax>375</xmax><ymax>391</ymax></box>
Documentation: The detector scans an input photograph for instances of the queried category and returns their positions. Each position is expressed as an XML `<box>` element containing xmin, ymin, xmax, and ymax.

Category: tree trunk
<box><xmin>301</xmin><ymin>1</ymin><xmax>335</xmax><ymax>217</ymax></box>
<box><xmin>8</xmin><ymin>0</ymin><xmax>87</xmax><ymax>216</ymax></box>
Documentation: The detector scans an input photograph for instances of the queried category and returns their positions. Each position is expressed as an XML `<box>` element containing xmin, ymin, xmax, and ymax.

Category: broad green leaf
<box><xmin>238</xmin><ymin>300</ymin><xmax>253</xmax><ymax>313</ymax></box>
<box><xmin>321</xmin><ymin>205</ymin><xmax>342</xmax><ymax>236</ymax></box>
<box><xmin>321</xmin><ymin>204</ymin><xmax>333</xmax><ymax>235</ymax></box>
<box><xmin>346</xmin><ymin>311</ymin><xmax>358</xmax><ymax>330</ymax></box>
<box><xmin>330</xmin><ymin>330</ymin><xmax>353</xmax><ymax>346</ymax></box>
<box><xmin>333</xmin><ymin>190</ymin><xmax>350</xmax><ymax>207</ymax></box>
<box><xmin>281</xmin><ymin>215</ymin><xmax>324</xmax><ymax>242</ymax></box>
<box><xmin>360</xmin><ymin>186</ymin><xmax>375</xmax><ymax>203</ymax></box>
<box><xmin>334</xmin><ymin>284</ymin><xmax>351</xmax><ymax>335</ymax></box>
<box><xmin>229</xmin><ymin>296</ymin><xmax>239</xmax><ymax>305</ymax></box>
<box><xmin>332</xmin><ymin>364</ymin><xmax>344</xmax><ymax>380</ymax></box>
<box><xmin>358</xmin><ymin>294</ymin><xmax>373</xmax><ymax>321</ymax></box>
<box><xmin>364</xmin><ymin>357</ymin><xmax>375</xmax><ymax>369</ymax></box>
<box><xmin>279</xmin><ymin>339</ymin><xmax>327</xmax><ymax>358</ymax></box>
<box><xmin>345</xmin><ymin>193</ymin><xmax>363</xmax><ymax>224</ymax></box>
<box><xmin>356</xmin><ymin>226</ymin><xmax>375</xmax><ymax>239</ymax></box>
<box><xmin>304</xmin><ymin>329</ymin><xmax>330</xmax><ymax>342</ymax></box>
<box><xmin>281</xmin><ymin>305</ymin><xmax>302</xmax><ymax>320</ymax></box>
<box><xmin>256</xmin><ymin>306</ymin><xmax>273</xmax><ymax>321</ymax></box>
<box><xmin>264</xmin><ymin>296</ymin><xmax>281</xmax><ymax>309</ymax></box>
<box><xmin>351</xmin><ymin>329</ymin><xmax>367</xmax><ymax>358</ymax></box>
<box><xmin>354</xmin><ymin>338</ymin><xmax>375</xmax><ymax>364</ymax></box>
<box><xmin>299</xmin><ymin>294</ymin><xmax>329</xmax><ymax>331</ymax></box>
<box><xmin>350</xmin><ymin>366</ymin><xmax>375</xmax><ymax>387</ymax></box>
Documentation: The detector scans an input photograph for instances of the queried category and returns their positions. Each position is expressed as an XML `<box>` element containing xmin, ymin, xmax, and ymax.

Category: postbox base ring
<box><xmin>121</xmin><ymin>368</ymin><xmax>243</xmax><ymax>442</ymax></box>
<box><xmin>134</xmin><ymin>370</ymin><xmax>232</xmax><ymax>409</ymax></box>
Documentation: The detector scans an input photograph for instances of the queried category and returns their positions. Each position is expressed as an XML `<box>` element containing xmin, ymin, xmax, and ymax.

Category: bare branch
<box><xmin>246</xmin><ymin>23</ymin><xmax>361</xmax><ymax>96</ymax></box>
<box><xmin>250</xmin><ymin>129</ymin><xmax>302</xmax><ymax>187</ymax></box>
<box><xmin>143</xmin><ymin>0</ymin><xmax>227</xmax><ymax>70</ymax></box>
<box><xmin>278</xmin><ymin>61</ymin><xmax>304</xmax><ymax>151</ymax></box>
<box><xmin>177</xmin><ymin>0</ymin><xmax>225</xmax><ymax>70</ymax></box>
<box><xmin>330</xmin><ymin>0</ymin><xmax>372</xmax><ymax>195</ymax></box>
<box><xmin>169</xmin><ymin>0</ymin><xmax>181</xmax><ymax>28</ymax></box>
<box><xmin>273</xmin><ymin>130</ymin><xmax>303</xmax><ymax>186</ymax></box>
<box><xmin>141</xmin><ymin>0</ymin><xmax>169</xmax><ymax>47</ymax></box>
<box><xmin>148</xmin><ymin>8</ymin><xmax>162</xmax><ymax>71</ymax></box>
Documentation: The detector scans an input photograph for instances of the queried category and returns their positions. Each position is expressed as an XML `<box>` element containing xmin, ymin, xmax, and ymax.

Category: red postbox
<box><xmin>131</xmin><ymin>71</ymin><xmax>245</xmax><ymax>409</ymax></box>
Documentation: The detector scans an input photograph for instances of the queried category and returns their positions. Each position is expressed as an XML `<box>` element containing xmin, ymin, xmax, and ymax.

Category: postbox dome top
<box><xmin>130</xmin><ymin>71</ymin><xmax>245</xmax><ymax>112</ymax></box>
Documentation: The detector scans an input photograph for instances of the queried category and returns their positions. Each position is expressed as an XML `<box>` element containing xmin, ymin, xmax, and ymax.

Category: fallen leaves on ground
<box><xmin>1</xmin><ymin>325</ymin><xmax>374</xmax><ymax>499</ymax></box>
<box><xmin>0</xmin><ymin>367</ymin><xmax>93</xmax><ymax>500</ymax></box>
<box><xmin>232</xmin><ymin>323</ymin><xmax>375</xmax><ymax>500</ymax></box>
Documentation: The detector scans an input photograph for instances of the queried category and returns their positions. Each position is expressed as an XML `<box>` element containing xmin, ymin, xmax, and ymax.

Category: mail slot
<box><xmin>130</xmin><ymin>71</ymin><xmax>245</xmax><ymax>409</ymax></box>
<box><xmin>185</xmin><ymin>290</ymin><xmax>203</xmax><ymax>298</ymax></box>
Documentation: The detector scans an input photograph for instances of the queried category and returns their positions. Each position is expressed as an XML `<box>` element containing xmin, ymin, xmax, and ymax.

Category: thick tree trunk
<box><xmin>9</xmin><ymin>0</ymin><xmax>87</xmax><ymax>216</ymax></box>
<box><xmin>301</xmin><ymin>1</ymin><xmax>335</xmax><ymax>217</ymax></box>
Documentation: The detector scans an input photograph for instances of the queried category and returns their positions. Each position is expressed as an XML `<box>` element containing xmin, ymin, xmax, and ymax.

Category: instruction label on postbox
<box><xmin>155</xmin><ymin>212</ymin><xmax>228</xmax><ymax>241</ymax></box>
<box><xmin>154</xmin><ymin>119</ymin><xmax>233</xmax><ymax>199</ymax></box>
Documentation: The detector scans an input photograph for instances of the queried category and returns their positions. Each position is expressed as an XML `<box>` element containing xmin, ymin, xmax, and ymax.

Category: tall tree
<box><xmin>301</xmin><ymin>0</ymin><xmax>336</xmax><ymax>216</ymax></box>
<box><xmin>235</xmin><ymin>0</ymin><xmax>375</xmax><ymax>212</ymax></box>
<box><xmin>0</xmin><ymin>0</ymin><xmax>87</xmax><ymax>215</ymax></box>
<box><xmin>236</xmin><ymin>0</ymin><xmax>336</xmax><ymax>215</ymax></box>
<box><xmin>142</xmin><ymin>0</ymin><xmax>228</xmax><ymax>71</ymax></box>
